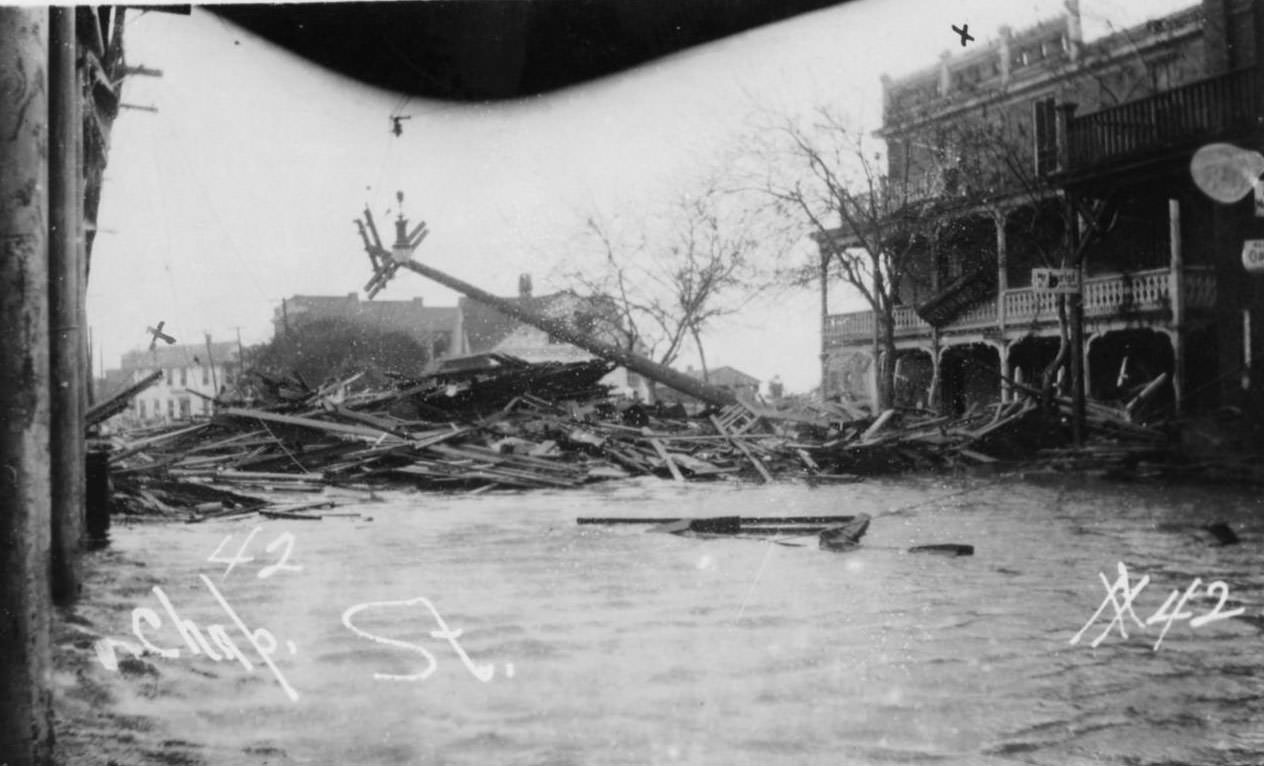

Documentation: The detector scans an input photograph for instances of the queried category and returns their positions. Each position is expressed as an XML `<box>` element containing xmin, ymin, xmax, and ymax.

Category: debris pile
<box><xmin>95</xmin><ymin>355</ymin><xmax>1179</xmax><ymax>519</ymax></box>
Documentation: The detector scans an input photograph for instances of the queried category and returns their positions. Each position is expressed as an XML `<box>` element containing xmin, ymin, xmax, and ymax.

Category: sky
<box><xmin>88</xmin><ymin>0</ymin><xmax>1189</xmax><ymax>393</ymax></box>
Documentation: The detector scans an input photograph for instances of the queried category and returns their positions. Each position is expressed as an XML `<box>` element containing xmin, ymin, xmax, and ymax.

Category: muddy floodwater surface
<box><xmin>56</xmin><ymin>475</ymin><xmax>1264</xmax><ymax>765</ymax></box>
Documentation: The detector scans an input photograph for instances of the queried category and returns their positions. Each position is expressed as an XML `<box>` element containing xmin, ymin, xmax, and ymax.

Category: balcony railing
<box><xmin>824</xmin><ymin>267</ymin><xmax>1216</xmax><ymax>347</ymax></box>
<box><xmin>1066</xmin><ymin>68</ymin><xmax>1262</xmax><ymax>171</ymax></box>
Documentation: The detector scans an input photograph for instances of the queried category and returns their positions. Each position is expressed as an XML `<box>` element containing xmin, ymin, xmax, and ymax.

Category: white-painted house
<box><xmin>117</xmin><ymin>341</ymin><xmax>240</xmax><ymax>423</ymax></box>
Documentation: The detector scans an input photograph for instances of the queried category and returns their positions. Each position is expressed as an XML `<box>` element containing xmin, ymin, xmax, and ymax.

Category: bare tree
<box><xmin>926</xmin><ymin>110</ymin><xmax>1118</xmax><ymax>408</ymax></box>
<box><xmin>756</xmin><ymin>107</ymin><xmax>933</xmax><ymax>410</ymax></box>
<box><xmin>564</xmin><ymin>182</ymin><xmax>775</xmax><ymax>398</ymax></box>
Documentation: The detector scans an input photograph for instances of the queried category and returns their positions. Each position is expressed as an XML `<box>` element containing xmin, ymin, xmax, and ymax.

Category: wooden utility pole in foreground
<box><xmin>0</xmin><ymin>8</ymin><xmax>55</xmax><ymax>765</ymax></box>
<box><xmin>49</xmin><ymin>5</ymin><xmax>85</xmax><ymax>605</ymax></box>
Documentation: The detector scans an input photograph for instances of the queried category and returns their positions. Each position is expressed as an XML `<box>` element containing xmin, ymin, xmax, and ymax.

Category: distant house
<box><xmin>275</xmin><ymin>276</ymin><xmax>649</xmax><ymax>397</ymax></box>
<box><xmin>274</xmin><ymin>293</ymin><xmax>461</xmax><ymax>363</ymax></box>
<box><xmin>115</xmin><ymin>341</ymin><xmax>241</xmax><ymax>423</ymax></box>
<box><xmin>657</xmin><ymin>365</ymin><xmax>761</xmax><ymax>405</ymax></box>
<box><xmin>454</xmin><ymin>274</ymin><xmax>649</xmax><ymax>397</ymax></box>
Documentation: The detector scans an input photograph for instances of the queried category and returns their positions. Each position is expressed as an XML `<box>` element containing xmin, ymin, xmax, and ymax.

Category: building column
<box><xmin>995</xmin><ymin>206</ymin><xmax>1009</xmax><ymax>338</ymax></box>
<box><xmin>0</xmin><ymin>9</ymin><xmax>55</xmax><ymax>765</ymax></box>
<box><xmin>1084</xmin><ymin>332</ymin><xmax>1100</xmax><ymax>401</ymax></box>
<box><xmin>1168</xmin><ymin>198</ymin><xmax>1185</xmax><ymax>413</ymax></box>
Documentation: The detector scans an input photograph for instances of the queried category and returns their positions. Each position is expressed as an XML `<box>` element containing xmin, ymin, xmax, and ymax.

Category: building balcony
<box><xmin>1065</xmin><ymin>68</ymin><xmax>1262</xmax><ymax>173</ymax></box>
<box><xmin>823</xmin><ymin>266</ymin><xmax>1215</xmax><ymax>348</ymax></box>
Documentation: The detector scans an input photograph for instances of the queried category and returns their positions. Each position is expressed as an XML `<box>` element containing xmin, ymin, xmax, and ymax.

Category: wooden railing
<box><xmin>823</xmin><ymin>267</ymin><xmax>1216</xmax><ymax>347</ymax></box>
<box><xmin>1067</xmin><ymin>68</ymin><xmax>1261</xmax><ymax>170</ymax></box>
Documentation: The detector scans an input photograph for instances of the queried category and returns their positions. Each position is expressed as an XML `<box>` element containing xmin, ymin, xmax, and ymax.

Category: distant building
<box><xmin>114</xmin><ymin>341</ymin><xmax>241</xmax><ymax>423</ymax></box>
<box><xmin>657</xmin><ymin>365</ymin><xmax>761</xmax><ymax>405</ymax></box>
<box><xmin>453</xmin><ymin>274</ymin><xmax>649</xmax><ymax>397</ymax></box>
<box><xmin>274</xmin><ymin>293</ymin><xmax>461</xmax><ymax>362</ymax></box>
<box><xmin>820</xmin><ymin>0</ymin><xmax>1264</xmax><ymax>415</ymax></box>
<box><xmin>279</xmin><ymin>275</ymin><xmax>650</xmax><ymax>397</ymax></box>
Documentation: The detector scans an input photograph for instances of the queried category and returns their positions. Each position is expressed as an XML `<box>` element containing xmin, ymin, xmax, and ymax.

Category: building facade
<box><xmin>117</xmin><ymin>341</ymin><xmax>241</xmax><ymax>423</ymax></box>
<box><xmin>278</xmin><ymin>275</ymin><xmax>650</xmax><ymax>397</ymax></box>
<box><xmin>821</xmin><ymin>0</ymin><xmax>1264</xmax><ymax>416</ymax></box>
<box><xmin>275</xmin><ymin>293</ymin><xmax>461</xmax><ymax>363</ymax></box>
<box><xmin>455</xmin><ymin>274</ymin><xmax>649</xmax><ymax>397</ymax></box>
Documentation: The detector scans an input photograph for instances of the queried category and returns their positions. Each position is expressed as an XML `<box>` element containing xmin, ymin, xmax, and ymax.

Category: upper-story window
<box><xmin>202</xmin><ymin>365</ymin><xmax>209</xmax><ymax>385</ymax></box>
<box><xmin>180</xmin><ymin>367</ymin><xmax>188</xmax><ymax>386</ymax></box>
<box><xmin>165</xmin><ymin>368</ymin><xmax>173</xmax><ymax>385</ymax></box>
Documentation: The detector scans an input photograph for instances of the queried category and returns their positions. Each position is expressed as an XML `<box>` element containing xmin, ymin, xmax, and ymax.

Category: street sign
<box><xmin>1031</xmin><ymin>267</ymin><xmax>1081</xmax><ymax>294</ymax></box>
<box><xmin>1242</xmin><ymin>239</ymin><xmax>1264</xmax><ymax>273</ymax></box>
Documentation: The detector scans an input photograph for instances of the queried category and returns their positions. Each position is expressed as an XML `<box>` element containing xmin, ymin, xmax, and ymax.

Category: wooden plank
<box><xmin>860</xmin><ymin>409</ymin><xmax>896</xmax><ymax>442</ymax></box>
<box><xmin>217</xmin><ymin>407</ymin><xmax>407</xmax><ymax>441</ymax></box>
<box><xmin>648</xmin><ymin>438</ymin><xmax>685</xmax><ymax>481</ymax></box>
<box><xmin>577</xmin><ymin>514</ymin><xmax>858</xmax><ymax>525</ymax></box>
<box><xmin>710</xmin><ymin>414</ymin><xmax>773</xmax><ymax>482</ymax></box>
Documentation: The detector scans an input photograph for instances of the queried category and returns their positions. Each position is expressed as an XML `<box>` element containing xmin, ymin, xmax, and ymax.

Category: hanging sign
<box><xmin>1242</xmin><ymin>239</ymin><xmax>1264</xmax><ymax>273</ymax></box>
<box><xmin>1254</xmin><ymin>179</ymin><xmax>1264</xmax><ymax>217</ymax></box>
<box><xmin>1031</xmin><ymin>267</ymin><xmax>1081</xmax><ymax>294</ymax></box>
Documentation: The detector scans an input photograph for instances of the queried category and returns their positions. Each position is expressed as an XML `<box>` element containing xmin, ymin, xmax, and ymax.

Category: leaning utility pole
<box><xmin>0</xmin><ymin>8</ymin><xmax>55</xmax><ymax>765</ymax></box>
<box><xmin>355</xmin><ymin>200</ymin><xmax>740</xmax><ymax>407</ymax></box>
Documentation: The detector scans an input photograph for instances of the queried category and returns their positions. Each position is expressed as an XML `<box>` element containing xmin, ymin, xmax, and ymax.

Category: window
<box><xmin>179</xmin><ymin>398</ymin><xmax>191</xmax><ymax>418</ymax></box>
<box><xmin>165</xmin><ymin>368</ymin><xmax>173</xmax><ymax>385</ymax></box>
<box><xmin>138</xmin><ymin>400</ymin><xmax>146</xmax><ymax>418</ymax></box>
<box><xmin>167</xmin><ymin>400</ymin><xmax>175</xmax><ymax>418</ymax></box>
<box><xmin>202</xmin><ymin>365</ymin><xmax>209</xmax><ymax>385</ymax></box>
<box><xmin>1032</xmin><ymin>97</ymin><xmax>1058</xmax><ymax>175</ymax></box>
<box><xmin>180</xmin><ymin>367</ymin><xmax>187</xmax><ymax>386</ymax></box>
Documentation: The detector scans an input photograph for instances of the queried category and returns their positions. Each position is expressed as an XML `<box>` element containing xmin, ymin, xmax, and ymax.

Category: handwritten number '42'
<box><xmin>1145</xmin><ymin>578</ymin><xmax>1201</xmax><ymax>650</ymax></box>
<box><xmin>1146</xmin><ymin>579</ymin><xmax>1246</xmax><ymax>650</ymax></box>
<box><xmin>208</xmin><ymin>526</ymin><xmax>302</xmax><ymax>580</ymax></box>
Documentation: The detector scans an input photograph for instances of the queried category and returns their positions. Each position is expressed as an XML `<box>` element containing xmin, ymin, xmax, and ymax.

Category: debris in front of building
<box><xmin>90</xmin><ymin>349</ymin><xmax>1205</xmax><ymax>524</ymax></box>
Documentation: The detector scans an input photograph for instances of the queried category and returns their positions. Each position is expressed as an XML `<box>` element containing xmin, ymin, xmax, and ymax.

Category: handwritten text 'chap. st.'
<box><xmin>93</xmin><ymin>526</ymin><xmax>511</xmax><ymax>702</ymax></box>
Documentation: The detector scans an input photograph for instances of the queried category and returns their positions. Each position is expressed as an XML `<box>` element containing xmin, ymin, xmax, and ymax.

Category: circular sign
<box><xmin>1191</xmin><ymin>143</ymin><xmax>1264</xmax><ymax>203</ymax></box>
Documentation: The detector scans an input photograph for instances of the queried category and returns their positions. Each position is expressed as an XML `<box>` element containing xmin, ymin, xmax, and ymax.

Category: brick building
<box><xmin>820</xmin><ymin>0</ymin><xmax>1264</xmax><ymax>416</ymax></box>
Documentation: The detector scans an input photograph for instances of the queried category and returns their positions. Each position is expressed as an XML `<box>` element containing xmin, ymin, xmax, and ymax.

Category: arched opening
<box><xmin>894</xmin><ymin>349</ymin><xmax>934</xmax><ymax>410</ymax></box>
<box><xmin>1087</xmin><ymin>328</ymin><xmax>1174</xmax><ymax>412</ymax></box>
<box><xmin>940</xmin><ymin>343</ymin><xmax>1001</xmax><ymax>416</ymax></box>
<box><xmin>825</xmin><ymin>350</ymin><xmax>874</xmax><ymax>412</ymax></box>
<box><xmin>1007</xmin><ymin>335</ymin><xmax>1065</xmax><ymax>394</ymax></box>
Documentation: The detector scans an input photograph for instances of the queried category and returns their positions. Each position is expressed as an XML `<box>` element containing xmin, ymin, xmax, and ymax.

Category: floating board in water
<box><xmin>578</xmin><ymin>515</ymin><xmax>859</xmax><ymax>527</ymax></box>
<box><xmin>646</xmin><ymin>516</ymin><xmax>853</xmax><ymax>538</ymax></box>
<box><xmin>907</xmin><ymin>543</ymin><xmax>974</xmax><ymax>557</ymax></box>
<box><xmin>818</xmin><ymin>513</ymin><xmax>871</xmax><ymax>552</ymax></box>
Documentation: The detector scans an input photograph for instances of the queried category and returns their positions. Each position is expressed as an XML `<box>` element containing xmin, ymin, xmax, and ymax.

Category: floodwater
<box><xmin>73</xmin><ymin>474</ymin><xmax>1264</xmax><ymax>765</ymax></box>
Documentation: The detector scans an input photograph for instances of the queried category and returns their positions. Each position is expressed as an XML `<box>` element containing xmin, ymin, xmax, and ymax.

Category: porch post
<box><xmin>1168</xmin><ymin>198</ymin><xmax>1184</xmax><ymax>413</ymax></box>
<box><xmin>994</xmin><ymin>207</ymin><xmax>1010</xmax><ymax>401</ymax></box>
<box><xmin>995</xmin><ymin>207</ymin><xmax>1008</xmax><ymax>335</ymax></box>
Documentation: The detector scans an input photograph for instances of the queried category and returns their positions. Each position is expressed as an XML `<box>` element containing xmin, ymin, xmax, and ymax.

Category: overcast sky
<box><xmin>88</xmin><ymin>0</ymin><xmax>1189</xmax><ymax>393</ymax></box>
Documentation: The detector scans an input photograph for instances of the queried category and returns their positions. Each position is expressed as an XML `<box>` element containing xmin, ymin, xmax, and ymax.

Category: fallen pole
<box><xmin>397</xmin><ymin>258</ymin><xmax>739</xmax><ymax>406</ymax></box>
<box><xmin>86</xmin><ymin>369</ymin><xmax>162</xmax><ymax>426</ymax></box>
<box><xmin>354</xmin><ymin>206</ymin><xmax>740</xmax><ymax>407</ymax></box>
